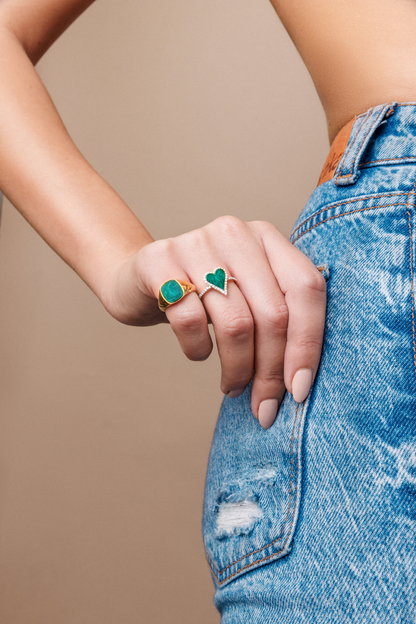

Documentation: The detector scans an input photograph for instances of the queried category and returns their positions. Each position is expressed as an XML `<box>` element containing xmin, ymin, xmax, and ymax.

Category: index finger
<box><xmin>261</xmin><ymin>226</ymin><xmax>327</xmax><ymax>402</ymax></box>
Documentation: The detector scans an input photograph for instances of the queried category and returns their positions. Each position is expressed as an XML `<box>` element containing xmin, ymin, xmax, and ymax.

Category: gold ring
<box><xmin>158</xmin><ymin>279</ymin><xmax>196</xmax><ymax>312</ymax></box>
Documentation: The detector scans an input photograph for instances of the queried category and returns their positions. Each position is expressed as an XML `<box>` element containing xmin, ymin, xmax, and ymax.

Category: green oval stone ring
<box><xmin>158</xmin><ymin>279</ymin><xmax>197</xmax><ymax>312</ymax></box>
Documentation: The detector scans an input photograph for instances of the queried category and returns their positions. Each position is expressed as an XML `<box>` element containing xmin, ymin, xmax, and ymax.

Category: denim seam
<box><xmin>206</xmin><ymin>402</ymin><xmax>304</xmax><ymax>584</ymax></box>
<box><xmin>406</xmin><ymin>178</ymin><xmax>416</xmax><ymax>377</ymax></box>
<box><xmin>392</xmin><ymin>103</ymin><xmax>416</xmax><ymax>108</ymax></box>
<box><xmin>336</xmin><ymin>108</ymin><xmax>387</xmax><ymax>184</ymax></box>
<box><xmin>291</xmin><ymin>202</ymin><xmax>408</xmax><ymax>244</ymax></box>
<box><xmin>291</xmin><ymin>191</ymin><xmax>408</xmax><ymax>240</ymax></box>
<box><xmin>359</xmin><ymin>156</ymin><xmax>416</xmax><ymax>166</ymax></box>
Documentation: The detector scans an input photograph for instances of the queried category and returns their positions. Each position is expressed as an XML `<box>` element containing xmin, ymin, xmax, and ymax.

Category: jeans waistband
<box><xmin>317</xmin><ymin>102</ymin><xmax>416</xmax><ymax>187</ymax></box>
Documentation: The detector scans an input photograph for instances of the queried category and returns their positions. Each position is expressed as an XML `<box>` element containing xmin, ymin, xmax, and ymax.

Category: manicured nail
<box><xmin>258</xmin><ymin>399</ymin><xmax>278</xmax><ymax>430</ymax></box>
<box><xmin>292</xmin><ymin>368</ymin><xmax>313</xmax><ymax>403</ymax></box>
<box><xmin>228</xmin><ymin>388</ymin><xmax>245</xmax><ymax>399</ymax></box>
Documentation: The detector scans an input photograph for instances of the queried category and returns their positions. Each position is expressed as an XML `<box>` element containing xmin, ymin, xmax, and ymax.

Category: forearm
<box><xmin>0</xmin><ymin>6</ymin><xmax>153</xmax><ymax>303</ymax></box>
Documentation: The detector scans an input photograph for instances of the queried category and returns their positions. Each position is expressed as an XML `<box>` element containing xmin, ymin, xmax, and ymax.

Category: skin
<box><xmin>270</xmin><ymin>0</ymin><xmax>416</xmax><ymax>142</ymax></box>
<box><xmin>0</xmin><ymin>0</ymin><xmax>414</xmax><ymax>425</ymax></box>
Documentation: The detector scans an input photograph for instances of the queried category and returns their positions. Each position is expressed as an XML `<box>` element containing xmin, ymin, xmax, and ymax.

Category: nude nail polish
<box><xmin>292</xmin><ymin>368</ymin><xmax>313</xmax><ymax>403</ymax></box>
<box><xmin>258</xmin><ymin>399</ymin><xmax>278</xmax><ymax>429</ymax></box>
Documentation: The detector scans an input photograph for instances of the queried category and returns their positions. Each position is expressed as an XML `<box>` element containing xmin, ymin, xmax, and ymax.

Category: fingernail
<box><xmin>292</xmin><ymin>368</ymin><xmax>313</xmax><ymax>403</ymax></box>
<box><xmin>228</xmin><ymin>388</ymin><xmax>245</xmax><ymax>399</ymax></box>
<box><xmin>258</xmin><ymin>399</ymin><xmax>278</xmax><ymax>430</ymax></box>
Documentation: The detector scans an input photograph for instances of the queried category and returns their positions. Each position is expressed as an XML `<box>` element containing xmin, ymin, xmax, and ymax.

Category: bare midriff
<box><xmin>269</xmin><ymin>0</ymin><xmax>416</xmax><ymax>143</ymax></box>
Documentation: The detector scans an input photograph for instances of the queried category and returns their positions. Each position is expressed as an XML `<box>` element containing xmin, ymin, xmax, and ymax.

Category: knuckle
<box><xmin>139</xmin><ymin>238</ymin><xmax>180</xmax><ymax>283</ymax></box>
<box><xmin>211</xmin><ymin>215</ymin><xmax>244</xmax><ymax>237</ymax></box>
<box><xmin>256</xmin><ymin>369</ymin><xmax>285</xmax><ymax>388</ymax></box>
<box><xmin>223</xmin><ymin>372</ymin><xmax>253</xmax><ymax>390</ymax></box>
<box><xmin>249</xmin><ymin>219</ymin><xmax>276</xmax><ymax>234</ymax></box>
<box><xmin>219</xmin><ymin>310</ymin><xmax>253</xmax><ymax>339</ymax></box>
<box><xmin>292</xmin><ymin>333</ymin><xmax>323</xmax><ymax>351</ymax></box>
<box><xmin>301</xmin><ymin>270</ymin><xmax>327</xmax><ymax>294</ymax></box>
<box><xmin>179</xmin><ymin>228</ymin><xmax>206</xmax><ymax>254</ymax></box>
<box><xmin>149</xmin><ymin>237</ymin><xmax>176</xmax><ymax>262</ymax></box>
<box><xmin>172</xmin><ymin>307</ymin><xmax>206</xmax><ymax>333</ymax></box>
<box><xmin>262</xmin><ymin>301</ymin><xmax>289</xmax><ymax>331</ymax></box>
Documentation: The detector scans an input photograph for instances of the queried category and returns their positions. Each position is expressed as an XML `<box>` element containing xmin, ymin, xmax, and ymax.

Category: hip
<box><xmin>202</xmin><ymin>102</ymin><xmax>416</xmax><ymax>622</ymax></box>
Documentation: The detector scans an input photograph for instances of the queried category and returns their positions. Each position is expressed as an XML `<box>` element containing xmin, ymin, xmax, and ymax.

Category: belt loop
<box><xmin>334</xmin><ymin>102</ymin><xmax>398</xmax><ymax>186</ymax></box>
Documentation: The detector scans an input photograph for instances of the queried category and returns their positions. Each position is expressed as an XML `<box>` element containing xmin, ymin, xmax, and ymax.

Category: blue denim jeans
<box><xmin>203</xmin><ymin>102</ymin><xmax>416</xmax><ymax>623</ymax></box>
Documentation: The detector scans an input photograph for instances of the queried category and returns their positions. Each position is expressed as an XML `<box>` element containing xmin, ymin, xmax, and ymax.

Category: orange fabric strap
<box><xmin>317</xmin><ymin>118</ymin><xmax>355</xmax><ymax>186</ymax></box>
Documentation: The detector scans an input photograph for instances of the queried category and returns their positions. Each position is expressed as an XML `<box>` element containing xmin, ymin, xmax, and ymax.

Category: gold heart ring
<box><xmin>199</xmin><ymin>267</ymin><xmax>237</xmax><ymax>299</ymax></box>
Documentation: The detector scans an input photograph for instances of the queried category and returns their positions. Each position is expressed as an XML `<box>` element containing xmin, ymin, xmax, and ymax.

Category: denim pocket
<box><xmin>202</xmin><ymin>390</ymin><xmax>311</xmax><ymax>587</ymax></box>
<box><xmin>202</xmin><ymin>265</ymin><xmax>329</xmax><ymax>587</ymax></box>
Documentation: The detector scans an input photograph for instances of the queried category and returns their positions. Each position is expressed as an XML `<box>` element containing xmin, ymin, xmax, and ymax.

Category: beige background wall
<box><xmin>0</xmin><ymin>1</ymin><xmax>328</xmax><ymax>622</ymax></box>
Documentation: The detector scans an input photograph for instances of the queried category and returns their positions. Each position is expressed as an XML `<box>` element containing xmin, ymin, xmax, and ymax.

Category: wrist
<box><xmin>96</xmin><ymin>240</ymin><xmax>166</xmax><ymax>327</ymax></box>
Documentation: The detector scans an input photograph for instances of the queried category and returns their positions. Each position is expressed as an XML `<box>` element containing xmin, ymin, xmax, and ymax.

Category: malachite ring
<box><xmin>199</xmin><ymin>267</ymin><xmax>237</xmax><ymax>299</ymax></box>
<box><xmin>158</xmin><ymin>279</ymin><xmax>197</xmax><ymax>312</ymax></box>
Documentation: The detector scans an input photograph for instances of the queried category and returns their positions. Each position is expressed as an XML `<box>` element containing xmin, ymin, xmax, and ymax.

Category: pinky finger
<box><xmin>165</xmin><ymin>293</ymin><xmax>213</xmax><ymax>361</ymax></box>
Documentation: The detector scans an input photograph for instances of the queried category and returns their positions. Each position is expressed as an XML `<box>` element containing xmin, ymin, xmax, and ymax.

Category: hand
<box><xmin>104</xmin><ymin>216</ymin><xmax>327</xmax><ymax>429</ymax></box>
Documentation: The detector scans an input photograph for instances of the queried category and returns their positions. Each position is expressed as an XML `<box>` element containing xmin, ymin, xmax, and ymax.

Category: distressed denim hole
<box><xmin>216</xmin><ymin>500</ymin><xmax>264</xmax><ymax>539</ymax></box>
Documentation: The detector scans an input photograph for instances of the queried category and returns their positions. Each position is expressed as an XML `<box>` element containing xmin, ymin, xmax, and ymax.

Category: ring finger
<box><xmin>195</xmin><ymin>265</ymin><xmax>255</xmax><ymax>396</ymax></box>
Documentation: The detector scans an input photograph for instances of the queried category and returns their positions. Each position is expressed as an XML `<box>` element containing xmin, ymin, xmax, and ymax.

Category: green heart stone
<box><xmin>161</xmin><ymin>279</ymin><xmax>183</xmax><ymax>303</ymax></box>
<box><xmin>206</xmin><ymin>268</ymin><xmax>226</xmax><ymax>291</ymax></box>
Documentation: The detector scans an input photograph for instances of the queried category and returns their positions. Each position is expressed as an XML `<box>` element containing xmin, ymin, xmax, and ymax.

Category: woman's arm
<box><xmin>0</xmin><ymin>0</ymin><xmax>327</xmax><ymax>426</ymax></box>
<box><xmin>0</xmin><ymin>0</ymin><xmax>154</xmax><ymax>307</ymax></box>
